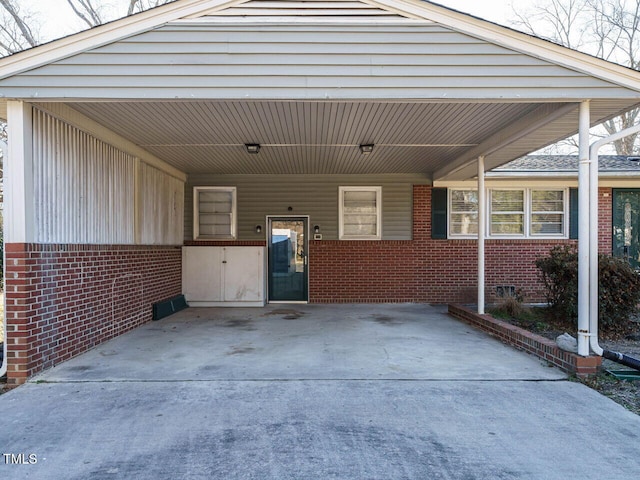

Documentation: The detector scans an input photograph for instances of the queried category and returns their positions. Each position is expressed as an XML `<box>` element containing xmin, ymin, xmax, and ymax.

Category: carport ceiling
<box><xmin>67</xmin><ymin>99</ymin><xmax>583</xmax><ymax>177</ymax></box>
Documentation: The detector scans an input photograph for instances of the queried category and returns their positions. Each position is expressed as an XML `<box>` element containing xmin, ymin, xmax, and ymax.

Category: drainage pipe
<box><xmin>577</xmin><ymin>101</ymin><xmax>591</xmax><ymax>357</ymax></box>
<box><xmin>588</xmin><ymin>123</ymin><xmax>640</xmax><ymax>371</ymax></box>
<box><xmin>0</xmin><ymin>139</ymin><xmax>7</xmax><ymax>378</ymax></box>
<box><xmin>477</xmin><ymin>155</ymin><xmax>486</xmax><ymax>315</ymax></box>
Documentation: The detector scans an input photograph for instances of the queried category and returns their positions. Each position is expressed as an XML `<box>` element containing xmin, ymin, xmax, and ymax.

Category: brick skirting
<box><xmin>448</xmin><ymin>304</ymin><xmax>602</xmax><ymax>377</ymax></box>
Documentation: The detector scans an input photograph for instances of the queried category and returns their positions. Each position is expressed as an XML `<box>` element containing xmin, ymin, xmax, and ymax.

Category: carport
<box><xmin>2</xmin><ymin>0</ymin><xmax>640</xmax><ymax>384</ymax></box>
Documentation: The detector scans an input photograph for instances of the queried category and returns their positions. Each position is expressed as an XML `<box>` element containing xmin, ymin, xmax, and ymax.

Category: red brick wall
<box><xmin>4</xmin><ymin>244</ymin><xmax>182</xmax><ymax>385</ymax></box>
<box><xmin>309</xmin><ymin>185</ymin><xmax>613</xmax><ymax>304</ymax></box>
<box><xmin>599</xmin><ymin>188</ymin><xmax>613</xmax><ymax>254</ymax></box>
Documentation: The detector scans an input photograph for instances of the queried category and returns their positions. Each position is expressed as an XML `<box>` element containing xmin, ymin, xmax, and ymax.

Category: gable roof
<box><xmin>0</xmin><ymin>0</ymin><xmax>639</xmax><ymax>94</ymax></box>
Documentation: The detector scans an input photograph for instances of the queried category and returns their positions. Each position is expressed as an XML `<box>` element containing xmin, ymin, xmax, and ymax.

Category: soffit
<box><xmin>62</xmin><ymin>99</ymin><xmax>580</xmax><ymax>177</ymax></box>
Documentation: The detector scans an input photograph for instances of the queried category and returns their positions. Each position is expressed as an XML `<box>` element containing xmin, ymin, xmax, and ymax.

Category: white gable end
<box><xmin>186</xmin><ymin>0</ymin><xmax>420</xmax><ymax>20</ymax></box>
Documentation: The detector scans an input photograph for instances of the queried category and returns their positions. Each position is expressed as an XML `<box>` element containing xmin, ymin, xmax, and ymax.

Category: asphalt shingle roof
<box><xmin>494</xmin><ymin>155</ymin><xmax>640</xmax><ymax>172</ymax></box>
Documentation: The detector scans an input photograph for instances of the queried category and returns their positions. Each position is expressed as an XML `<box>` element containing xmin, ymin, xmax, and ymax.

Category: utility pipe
<box><xmin>588</xmin><ymin>122</ymin><xmax>640</xmax><ymax>358</ymax></box>
<box><xmin>478</xmin><ymin>155</ymin><xmax>486</xmax><ymax>315</ymax></box>
<box><xmin>0</xmin><ymin>139</ymin><xmax>7</xmax><ymax>378</ymax></box>
<box><xmin>577</xmin><ymin>101</ymin><xmax>591</xmax><ymax>357</ymax></box>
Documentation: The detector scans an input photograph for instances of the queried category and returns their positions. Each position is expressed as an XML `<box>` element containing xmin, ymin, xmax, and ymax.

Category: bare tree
<box><xmin>0</xmin><ymin>0</ymin><xmax>38</xmax><ymax>56</ymax></box>
<box><xmin>513</xmin><ymin>0</ymin><xmax>588</xmax><ymax>50</ymax></box>
<box><xmin>513</xmin><ymin>0</ymin><xmax>640</xmax><ymax>155</ymax></box>
<box><xmin>128</xmin><ymin>0</ymin><xmax>175</xmax><ymax>16</ymax></box>
<box><xmin>66</xmin><ymin>0</ymin><xmax>104</xmax><ymax>28</ymax></box>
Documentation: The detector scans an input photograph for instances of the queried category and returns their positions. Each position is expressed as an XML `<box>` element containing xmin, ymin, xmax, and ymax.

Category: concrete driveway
<box><xmin>1</xmin><ymin>304</ymin><xmax>639</xmax><ymax>479</ymax></box>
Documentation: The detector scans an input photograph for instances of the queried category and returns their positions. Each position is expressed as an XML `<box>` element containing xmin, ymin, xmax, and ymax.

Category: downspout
<box><xmin>0</xmin><ymin>139</ymin><xmax>6</xmax><ymax>378</ymax></box>
<box><xmin>577</xmin><ymin>101</ymin><xmax>591</xmax><ymax>357</ymax></box>
<box><xmin>478</xmin><ymin>155</ymin><xmax>486</xmax><ymax>315</ymax></box>
<box><xmin>588</xmin><ymin>123</ymin><xmax>640</xmax><ymax>371</ymax></box>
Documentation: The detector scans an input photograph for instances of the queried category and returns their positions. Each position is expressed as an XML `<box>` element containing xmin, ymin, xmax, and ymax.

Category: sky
<box><xmin>27</xmin><ymin>0</ymin><xmax>521</xmax><ymax>42</ymax></box>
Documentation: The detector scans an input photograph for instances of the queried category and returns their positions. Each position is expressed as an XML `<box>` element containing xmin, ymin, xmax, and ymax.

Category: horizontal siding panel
<box><xmin>3</xmin><ymin>24</ymin><xmax>634</xmax><ymax>99</ymax></box>
<box><xmin>32</xmin><ymin>108</ymin><xmax>135</xmax><ymax>244</ymax></box>
<box><xmin>9</xmin><ymin>87</ymin><xmax>632</xmax><ymax>100</ymax></box>
<box><xmin>185</xmin><ymin>175</ymin><xmax>421</xmax><ymax>241</ymax></box>
<box><xmin>213</xmin><ymin>8</ymin><xmax>399</xmax><ymax>15</ymax></box>
<box><xmin>55</xmin><ymin>53</ymin><xmax>553</xmax><ymax>67</ymax></box>
<box><xmin>92</xmin><ymin>41</ymin><xmax>506</xmax><ymax>55</ymax></box>
<box><xmin>115</xmin><ymin>28</ymin><xmax>487</xmax><ymax>44</ymax></box>
<box><xmin>3</xmin><ymin>75</ymin><xmax>616</xmax><ymax>89</ymax></box>
<box><xmin>31</xmin><ymin>65</ymin><xmax>586</xmax><ymax>78</ymax></box>
<box><xmin>193</xmin><ymin>0</ymin><xmax>412</xmax><ymax>18</ymax></box>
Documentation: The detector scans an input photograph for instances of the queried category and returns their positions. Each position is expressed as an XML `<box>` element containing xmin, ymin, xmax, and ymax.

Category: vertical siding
<box><xmin>32</xmin><ymin>108</ymin><xmax>185</xmax><ymax>245</ymax></box>
<box><xmin>32</xmin><ymin>108</ymin><xmax>135</xmax><ymax>244</ymax></box>
<box><xmin>185</xmin><ymin>174</ymin><xmax>423</xmax><ymax>241</ymax></box>
<box><xmin>140</xmin><ymin>162</ymin><xmax>184</xmax><ymax>245</ymax></box>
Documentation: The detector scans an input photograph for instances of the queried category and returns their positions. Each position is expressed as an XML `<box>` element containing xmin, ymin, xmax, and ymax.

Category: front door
<box><xmin>613</xmin><ymin>189</ymin><xmax>640</xmax><ymax>269</ymax></box>
<box><xmin>268</xmin><ymin>217</ymin><xmax>308</xmax><ymax>302</ymax></box>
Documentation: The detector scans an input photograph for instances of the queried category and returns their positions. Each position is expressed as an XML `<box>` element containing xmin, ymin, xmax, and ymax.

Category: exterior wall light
<box><xmin>314</xmin><ymin>225</ymin><xmax>320</xmax><ymax>234</ymax></box>
<box><xmin>255</xmin><ymin>225</ymin><xmax>262</xmax><ymax>234</ymax></box>
<box><xmin>245</xmin><ymin>143</ymin><xmax>261</xmax><ymax>154</ymax></box>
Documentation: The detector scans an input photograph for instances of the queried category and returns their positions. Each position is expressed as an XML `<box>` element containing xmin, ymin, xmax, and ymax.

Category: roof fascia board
<box><xmin>0</xmin><ymin>0</ymin><xmax>237</xmax><ymax>80</ymax></box>
<box><xmin>377</xmin><ymin>0</ymin><xmax>640</xmax><ymax>93</ymax></box>
<box><xmin>34</xmin><ymin>102</ymin><xmax>187</xmax><ymax>182</ymax></box>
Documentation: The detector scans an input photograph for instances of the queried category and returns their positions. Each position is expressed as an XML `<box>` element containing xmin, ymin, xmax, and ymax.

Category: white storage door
<box><xmin>223</xmin><ymin>247</ymin><xmax>265</xmax><ymax>302</ymax></box>
<box><xmin>182</xmin><ymin>247</ymin><xmax>223</xmax><ymax>302</ymax></box>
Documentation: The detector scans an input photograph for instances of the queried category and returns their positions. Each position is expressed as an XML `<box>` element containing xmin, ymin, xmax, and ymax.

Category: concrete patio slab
<box><xmin>35</xmin><ymin>304</ymin><xmax>564</xmax><ymax>382</ymax></box>
<box><xmin>3</xmin><ymin>304</ymin><xmax>640</xmax><ymax>479</ymax></box>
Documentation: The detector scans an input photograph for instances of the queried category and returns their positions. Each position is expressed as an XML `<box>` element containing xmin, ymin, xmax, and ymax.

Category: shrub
<box><xmin>536</xmin><ymin>245</ymin><xmax>640</xmax><ymax>336</ymax></box>
<box><xmin>493</xmin><ymin>288</ymin><xmax>527</xmax><ymax>319</ymax></box>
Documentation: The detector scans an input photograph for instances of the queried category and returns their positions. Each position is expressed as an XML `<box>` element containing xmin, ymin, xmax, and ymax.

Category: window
<box><xmin>449</xmin><ymin>189</ymin><xmax>478</xmax><ymax>236</ymax></box>
<box><xmin>339</xmin><ymin>186</ymin><xmax>382</xmax><ymax>240</ymax></box>
<box><xmin>530</xmin><ymin>189</ymin><xmax>565</xmax><ymax>236</ymax></box>
<box><xmin>448</xmin><ymin>188</ymin><xmax>567</xmax><ymax>238</ymax></box>
<box><xmin>490</xmin><ymin>189</ymin><xmax>524</xmax><ymax>235</ymax></box>
<box><xmin>193</xmin><ymin>186</ymin><xmax>237</xmax><ymax>239</ymax></box>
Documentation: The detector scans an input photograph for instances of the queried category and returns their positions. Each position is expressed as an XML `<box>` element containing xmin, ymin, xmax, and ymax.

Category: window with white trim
<box><xmin>449</xmin><ymin>189</ymin><xmax>478</xmax><ymax>236</ymax></box>
<box><xmin>530</xmin><ymin>189</ymin><xmax>565</xmax><ymax>236</ymax></box>
<box><xmin>448</xmin><ymin>188</ymin><xmax>567</xmax><ymax>238</ymax></box>
<box><xmin>193</xmin><ymin>186</ymin><xmax>237</xmax><ymax>239</ymax></box>
<box><xmin>490</xmin><ymin>189</ymin><xmax>525</xmax><ymax>236</ymax></box>
<box><xmin>339</xmin><ymin>186</ymin><xmax>382</xmax><ymax>240</ymax></box>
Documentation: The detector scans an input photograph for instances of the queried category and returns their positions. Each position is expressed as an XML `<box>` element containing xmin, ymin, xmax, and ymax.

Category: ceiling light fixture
<box><xmin>359</xmin><ymin>144</ymin><xmax>374</xmax><ymax>155</ymax></box>
<box><xmin>245</xmin><ymin>143</ymin><xmax>261</xmax><ymax>154</ymax></box>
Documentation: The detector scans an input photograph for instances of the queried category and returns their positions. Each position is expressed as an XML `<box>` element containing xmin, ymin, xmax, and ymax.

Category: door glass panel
<box><xmin>613</xmin><ymin>190</ymin><xmax>640</xmax><ymax>269</ymax></box>
<box><xmin>269</xmin><ymin>219</ymin><xmax>308</xmax><ymax>301</ymax></box>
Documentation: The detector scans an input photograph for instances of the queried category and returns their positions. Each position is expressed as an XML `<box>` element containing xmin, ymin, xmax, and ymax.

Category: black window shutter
<box><xmin>569</xmin><ymin>188</ymin><xmax>578</xmax><ymax>239</ymax></box>
<box><xmin>432</xmin><ymin>188</ymin><xmax>448</xmax><ymax>239</ymax></box>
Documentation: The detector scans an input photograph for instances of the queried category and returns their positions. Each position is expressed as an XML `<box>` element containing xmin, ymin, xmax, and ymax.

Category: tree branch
<box><xmin>0</xmin><ymin>0</ymin><xmax>37</xmax><ymax>48</ymax></box>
